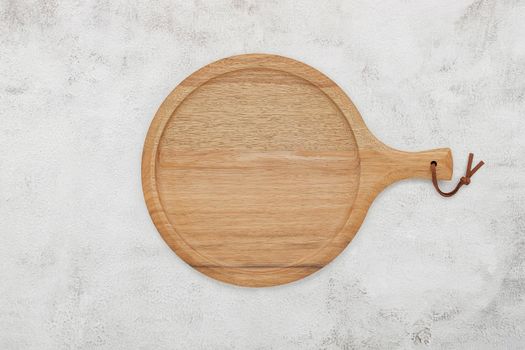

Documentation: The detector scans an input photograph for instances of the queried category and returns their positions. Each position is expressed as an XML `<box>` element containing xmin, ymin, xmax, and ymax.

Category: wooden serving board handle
<box><xmin>359</xmin><ymin>143</ymin><xmax>453</xmax><ymax>196</ymax></box>
<box><xmin>383</xmin><ymin>147</ymin><xmax>453</xmax><ymax>181</ymax></box>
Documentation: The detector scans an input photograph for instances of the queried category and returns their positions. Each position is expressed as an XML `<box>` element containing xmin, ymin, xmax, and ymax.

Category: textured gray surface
<box><xmin>1</xmin><ymin>0</ymin><xmax>524</xmax><ymax>349</ymax></box>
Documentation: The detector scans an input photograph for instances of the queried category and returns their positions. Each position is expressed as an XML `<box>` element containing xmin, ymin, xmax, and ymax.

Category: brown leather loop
<box><xmin>430</xmin><ymin>153</ymin><xmax>484</xmax><ymax>197</ymax></box>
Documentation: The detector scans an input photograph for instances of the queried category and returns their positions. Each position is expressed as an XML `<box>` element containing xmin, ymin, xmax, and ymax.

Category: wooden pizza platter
<box><xmin>142</xmin><ymin>54</ymin><xmax>453</xmax><ymax>287</ymax></box>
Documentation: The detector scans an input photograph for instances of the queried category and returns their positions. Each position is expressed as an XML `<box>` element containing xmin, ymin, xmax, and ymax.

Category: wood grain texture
<box><xmin>142</xmin><ymin>54</ymin><xmax>453</xmax><ymax>287</ymax></box>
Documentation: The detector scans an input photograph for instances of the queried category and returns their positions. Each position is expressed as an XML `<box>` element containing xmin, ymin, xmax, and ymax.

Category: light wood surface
<box><xmin>142</xmin><ymin>54</ymin><xmax>453</xmax><ymax>287</ymax></box>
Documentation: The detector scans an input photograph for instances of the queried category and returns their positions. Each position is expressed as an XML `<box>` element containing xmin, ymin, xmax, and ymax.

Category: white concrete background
<box><xmin>1</xmin><ymin>0</ymin><xmax>524</xmax><ymax>349</ymax></box>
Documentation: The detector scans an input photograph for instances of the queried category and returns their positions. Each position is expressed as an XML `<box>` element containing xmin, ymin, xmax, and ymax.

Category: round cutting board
<box><xmin>142</xmin><ymin>54</ymin><xmax>453</xmax><ymax>287</ymax></box>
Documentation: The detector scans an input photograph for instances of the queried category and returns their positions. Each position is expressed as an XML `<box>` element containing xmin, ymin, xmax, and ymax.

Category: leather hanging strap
<box><xmin>430</xmin><ymin>153</ymin><xmax>484</xmax><ymax>197</ymax></box>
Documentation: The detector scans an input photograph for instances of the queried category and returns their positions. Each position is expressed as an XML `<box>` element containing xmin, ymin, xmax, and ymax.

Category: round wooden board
<box><xmin>142</xmin><ymin>54</ymin><xmax>453</xmax><ymax>287</ymax></box>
